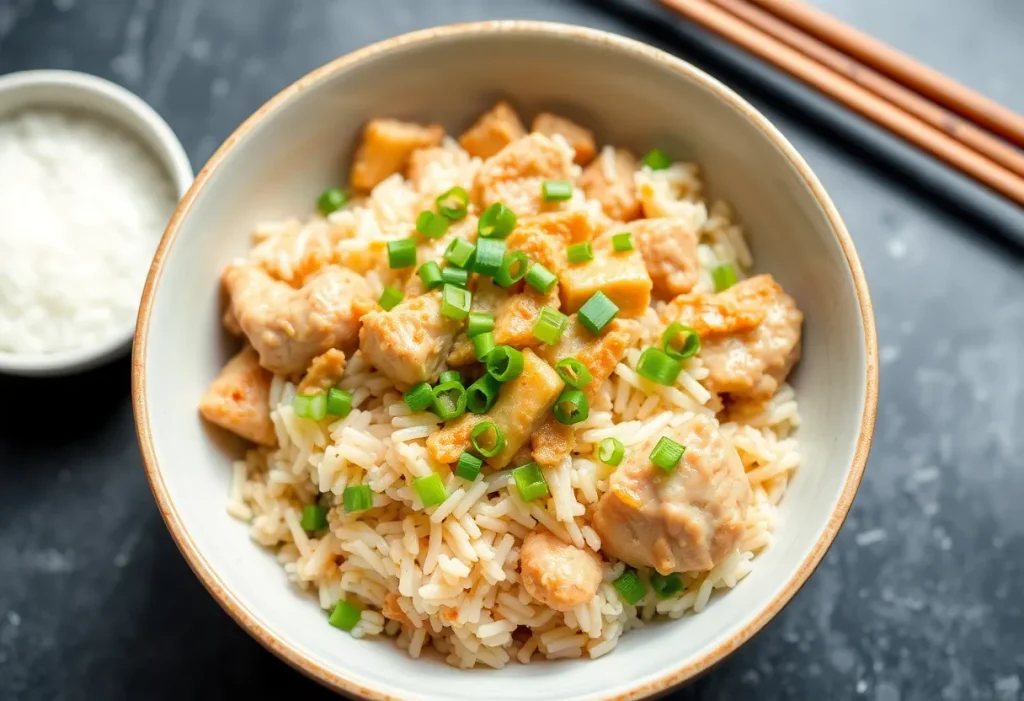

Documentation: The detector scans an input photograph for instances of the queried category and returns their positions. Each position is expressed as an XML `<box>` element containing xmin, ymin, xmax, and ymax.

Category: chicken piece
<box><xmin>458</xmin><ymin>100</ymin><xmax>527</xmax><ymax>159</ymax></box>
<box><xmin>382</xmin><ymin>592</ymin><xmax>415</xmax><ymax>627</ymax></box>
<box><xmin>447</xmin><ymin>278</ymin><xmax>505</xmax><ymax>366</ymax></box>
<box><xmin>359</xmin><ymin>290</ymin><xmax>463</xmax><ymax>386</ymax></box>
<box><xmin>475</xmin><ymin>133</ymin><xmax>576</xmax><ymax>217</ymax></box>
<box><xmin>426</xmin><ymin>349</ymin><xmax>563</xmax><ymax>468</ymax></box>
<box><xmin>198</xmin><ymin>346</ymin><xmax>276</xmax><ymax>446</ymax></box>
<box><xmin>593</xmin><ymin>413</ymin><xmax>751</xmax><ymax>574</ymax></box>
<box><xmin>223</xmin><ymin>306</ymin><xmax>242</xmax><ymax>336</ymax></box>
<box><xmin>350</xmin><ymin>118</ymin><xmax>445</xmax><ymax>191</ymax></box>
<box><xmin>520</xmin><ymin>530</ymin><xmax>603</xmax><ymax>611</ymax></box>
<box><xmin>224</xmin><ymin>263</ymin><xmax>373</xmax><ymax>375</ymax></box>
<box><xmin>558</xmin><ymin>231</ymin><xmax>652</xmax><ymax>318</ymax></box>
<box><xmin>517</xmin><ymin>209</ymin><xmax>597</xmax><ymax>245</ymax></box>
<box><xmin>297</xmin><ymin>349</ymin><xmax>346</xmax><ymax>394</ymax></box>
<box><xmin>579</xmin><ymin>147</ymin><xmax>643</xmax><ymax>222</ymax></box>
<box><xmin>531</xmin><ymin>113</ymin><xmax>597</xmax><ymax>166</ymax></box>
<box><xmin>406</xmin><ymin>143</ymin><xmax>477</xmax><ymax>198</ymax></box>
<box><xmin>448</xmin><ymin>280</ymin><xmax>559</xmax><ymax>365</ymax></box>
<box><xmin>620</xmin><ymin>217</ymin><xmax>700</xmax><ymax>298</ymax></box>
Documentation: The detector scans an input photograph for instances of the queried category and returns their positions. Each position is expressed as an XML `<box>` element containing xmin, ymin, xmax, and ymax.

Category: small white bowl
<box><xmin>0</xmin><ymin>70</ymin><xmax>193</xmax><ymax>376</ymax></box>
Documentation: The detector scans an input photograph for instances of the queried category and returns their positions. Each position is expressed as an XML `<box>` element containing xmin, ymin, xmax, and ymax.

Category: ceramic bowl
<box><xmin>133</xmin><ymin>22</ymin><xmax>877</xmax><ymax>701</ymax></box>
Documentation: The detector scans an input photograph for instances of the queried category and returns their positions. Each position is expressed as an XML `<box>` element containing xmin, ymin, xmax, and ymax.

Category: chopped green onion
<box><xmin>343</xmin><ymin>484</ymin><xmax>373</xmax><ymax>513</ymax></box>
<box><xmin>650</xmin><ymin>572</ymin><xmax>684</xmax><ymax>599</ymax></box>
<box><xmin>473</xmin><ymin>238</ymin><xmax>506</xmax><ymax>277</ymax></box>
<box><xmin>441</xmin><ymin>284</ymin><xmax>472</xmax><ymax>321</ymax></box>
<box><xmin>662</xmin><ymin>322</ymin><xmax>700</xmax><ymax>360</ymax></box>
<box><xmin>494</xmin><ymin>251</ymin><xmax>529</xmax><ymax>288</ymax></box>
<box><xmin>486</xmin><ymin>346</ymin><xmax>524</xmax><ymax>382</ymax></box>
<box><xmin>532</xmin><ymin>306</ymin><xmax>568</xmax><ymax>345</ymax></box>
<box><xmin>555</xmin><ymin>357</ymin><xmax>593</xmax><ymax>389</ymax></box>
<box><xmin>439</xmin><ymin>370</ymin><xmax>462</xmax><ymax>384</ymax></box>
<box><xmin>444</xmin><ymin>237</ymin><xmax>476</xmax><ymax>269</ymax></box>
<box><xmin>467</xmin><ymin>311</ymin><xmax>495</xmax><ymax>338</ymax></box>
<box><xmin>412</xmin><ymin>473</ymin><xmax>448</xmax><ymax>507</ymax></box>
<box><xmin>512</xmin><ymin>462</ymin><xmax>549</xmax><ymax>502</ymax></box>
<box><xmin>300</xmin><ymin>504</ymin><xmax>328</xmax><ymax>531</ymax></box>
<box><xmin>387</xmin><ymin>238</ymin><xmax>417</xmax><ymax>269</ymax></box>
<box><xmin>650</xmin><ymin>436</ymin><xmax>685</xmax><ymax>472</ymax></box>
<box><xmin>466</xmin><ymin>374</ymin><xmax>501</xmax><ymax>414</ymax></box>
<box><xmin>440</xmin><ymin>266</ymin><xmax>469</xmax><ymax>288</ymax></box>
<box><xmin>378</xmin><ymin>285</ymin><xmax>404</xmax><ymax>310</ymax></box>
<box><xmin>478</xmin><ymin>202</ymin><xmax>516</xmax><ymax>239</ymax></box>
<box><xmin>328</xmin><ymin>599</ymin><xmax>362</xmax><ymax>631</ymax></box>
<box><xmin>455</xmin><ymin>452</ymin><xmax>484</xmax><ymax>481</ymax></box>
<box><xmin>326</xmin><ymin>388</ymin><xmax>353</xmax><ymax>417</ymax></box>
<box><xmin>711</xmin><ymin>263</ymin><xmax>737</xmax><ymax>291</ymax></box>
<box><xmin>431</xmin><ymin>380</ymin><xmax>467</xmax><ymax>420</ymax></box>
<box><xmin>578</xmin><ymin>291</ymin><xmax>619</xmax><ymax>334</ymax></box>
<box><xmin>293</xmin><ymin>392</ymin><xmax>327</xmax><ymax>421</ymax></box>
<box><xmin>566</xmin><ymin>242</ymin><xmax>593</xmax><ymax>264</ymax></box>
<box><xmin>417</xmin><ymin>261</ymin><xmax>443</xmax><ymax>290</ymax></box>
<box><xmin>641</xmin><ymin>148</ymin><xmax>672</xmax><ymax>170</ymax></box>
<box><xmin>612</xmin><ymin>232</ymin><xmax>634</xmax><ymax>252</ymax></box>
<box><xmin>472</xmin><ymin>331</ymin><xmax>497</xmax><ymax>361</ymax></box>
<box><xmin>598</xmin><ymin>437</ymin><xmax>625</xmax><ymax>466</ymax></box>
<box><xmin>436</xmin><ymin>186</ymin><xmax>469</xmax><ymax>220</ymax></box>
<box><xmin>553</xmin><ymin>388</ymin><xmax>589</xmax><ymax>425</ymax></box>
<box><xmin>317</xmin><ymin>187</ymin><xmax>347</xmax><ymax>215</ymax></box>
<box><xmin>525</xmin><ymin>263</ymin><xmax>557</xmax><ymax>294</ymax></box>
<box><xmin>404</xmin><ymin>382</ymin><xmax>434</xmax><ymax>412</ymax></box>
<box><xmin>636</xmin><ymin>347</ymin><xmax>683</xmax><ymax>386</ymax></box>
<box><xmin>471</xmin><ymin>421</ymin><xmax>505</xmax><ymax>458</ymax></box>
<box><xmin>541</xmin><ymin>179</ymin><xmax>573</xmax><ymax>201</ymax></box>
<box><xmin>415</xmin><ymin>210</ymin><xmax>449</xmax><ymax>238</ymax></box>
<box><xmin>613</xmin><ymin>569</ymin><xmax>647</xmax><ymax>605</ymax></box>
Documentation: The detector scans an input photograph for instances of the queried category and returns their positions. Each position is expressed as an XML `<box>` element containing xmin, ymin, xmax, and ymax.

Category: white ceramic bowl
<box><xmin>0</xmin><ymin>70</ymin><xmax>193</xmax><ymax>376</ymax></box>
<box><xmin>134</xmin><ymin>22</ymin><xmax>877</xmax><ymax>701</ymax></box>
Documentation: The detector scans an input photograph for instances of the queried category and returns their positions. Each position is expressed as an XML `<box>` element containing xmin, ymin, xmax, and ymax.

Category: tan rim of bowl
<box><xmin>132</xmin><ymin>20</ymin><xmax>878</xmax><ymax>701</ymax></box>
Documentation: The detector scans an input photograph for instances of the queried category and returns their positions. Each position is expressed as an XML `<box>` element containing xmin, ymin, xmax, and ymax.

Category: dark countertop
<box><xmin>1</xmin><ymin>1</ymin><xmax>1022</xmax><ymax>700</ymax></box>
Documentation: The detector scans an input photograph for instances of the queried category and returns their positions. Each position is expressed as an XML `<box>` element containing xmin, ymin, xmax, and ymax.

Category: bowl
<box><xmin>0</xmin><ymin>69</ymin><xmax>193</xmax><ymax>376</ymax></box>
<box><xmin>133</xmin><ymin>21</ymin><xmax>877</xmax><ymax>701</ymax></box>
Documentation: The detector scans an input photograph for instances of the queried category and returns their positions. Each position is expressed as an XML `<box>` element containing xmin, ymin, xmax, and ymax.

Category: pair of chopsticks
<box><xmin>657</xmin><ymin>0</ymin><xmax>1024</xmax><ymax>206</ymax></box>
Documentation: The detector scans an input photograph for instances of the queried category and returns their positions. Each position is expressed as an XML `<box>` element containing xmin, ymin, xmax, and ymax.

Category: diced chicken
<box><xmin>620</xmin><ymin>217</ymin><xmax>700</xmax><ymax>298</ymax></box>
<box><xmin>520</xmin><ymin>530</ymin><xmax>603</xmax><ymax>611</ymax></box>
<box><xmin>224</xmin><ymin>263</ymin><xmax>373</xmax><ymax>375</ymax></box>
<box><xmin>531</xmin><ymin>113</ymin><xmax>597</xmax><ymax>166</ymax></box>
<box><xmin>359</xmin><ymin>290</ymin><xmax>463</xmax><ymax>385</ymax></box>
<box><xmin>448</xmin><ymin>279</ymin><xmax>559</xmax><ymax>366</ymax></box>
<box><xmin>350</xmin><ymin>118</ymin><xmax>445</xmax><ymax>191</ymax></box>
<box><xmin>447</xmin><ymin>278</ymin><xmax>506</xmax><ymax>366</ymax></box>
<box><xmin>593</xmin><ymin>413</ymin><xmax>752</xmax><ymax>574</ymax></box>
<box><xmin>297</xmin><ymin>349</ymin><xmax>346</xmax><ymax>394</ymax></box>
<box><xmin>517</xmin><ymin>209</ymin><xmax>597</xmax><ymax>245</ymax></box>
<box><xmin>475</xmin><ymin>133</ymin><xmax>576</xmax><ymax>217</ymax></box>
<box><xmin>662</xmin><ymin>275</ymin><xmax>802</xmax><ymax>400</ymax></box>
<box><xmin>426</xmin><ymin>349</ymin><xmax>563</xmax><ymax>468</ymax></box>
<box><xmin>406</xmin><ymin>143</ymin><xmax>478</xmax><ymax>198</ymax></box>
<box><xmin>579</xmin><ymin>147</ymin><xmax>643</xmax><ymax>222</ymax></box>
<box><xmin>199</xmin><ymin>346</ymin><xmax>276</xmax><ymax>446</ymax></box>
<box><xmin>458</xmin><ymin>100</ymin><xmax>527</xmax><ymax>159</ymax></box>
<box><xmin>558</xmin><ymin>231</ymin><xmax>652</xmax><ymax>318</ymax></box>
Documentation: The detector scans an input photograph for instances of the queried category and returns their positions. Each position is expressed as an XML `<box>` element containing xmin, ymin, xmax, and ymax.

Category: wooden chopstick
<box><xmin>656</xmin><ymin>0</ymin><xmax>1024</xmax><ymax>206</ymax></box>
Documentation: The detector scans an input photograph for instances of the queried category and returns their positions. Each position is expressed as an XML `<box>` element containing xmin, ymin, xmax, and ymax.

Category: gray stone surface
<box><xmin>0</xmin><ymin>1</ymin><xmax>1022</xmax><ymax>699</ymax></box>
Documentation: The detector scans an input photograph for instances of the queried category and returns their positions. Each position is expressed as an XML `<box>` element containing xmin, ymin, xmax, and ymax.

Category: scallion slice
<box><xmin>412</xmin><ymin>473</ymin><xmax>448</xmax><ymax>507</ymax></box>
<box><xmin>404</xmin><ymin>382</ymin><xmax>434</xmax><ymax>412</ymax></box>
<box><xmin>541</xmin><ymin>179</ymin><xmax>573</xmax><ymax>201</ymax></box>
<box><xmin>317</xmin><ymin>187</ymin><xmax>348</xmax><ymax>215</ymax></box>
<box><xmin>494</xmin><ymin>251</ymin><xmax>529</xmax><ymax>288</ymax></box>
<box><xmin>566</xmin><ymin>242</ymin><xmax>593</xmax><ymax>264</ymax></box>
<box><xmin>467</xmin><ymin>311</ymin><xmax>495</xmax><ymax>338</ymax></box>
<box><xmin>486</xmin><ymin>345</ymin><xmax>524</xmax><ymax>382</ymax></box>
<box><xmin>293</xmin><ymin>392</ymin><xmax>327</xmax><ymax>421</ymax></box>
<box><xmin>415</xmin><ymin>210</ymin><xmax>449</xmax><ymax>238</ymax></box>
<box><xmin>478</xmin><ymin>202</ymin><xmax>516</xmax><ymax>239</ymax></box>
<box><xmin>417</xmin><ymin>261</ymin><xmax>443</xmax><ymax>290</ymax></box>
<box><xmin>343</xmin><ymin>484</ymin><xmax>373</xmax><ymax>513</ymax></box>
<box><xmin>436</xmin><ymin>186</ymin><xmax>469</xmax><ymax>220</ymax></box>
<box><xmin>455</xmin><ymin>452</ymin><xmax>484</xmax><ymax>481</ymax></box>
<box><xmin>512</xmin><ymin>462</ymin><xmax>549</xmax><ymax>502</ymax></box>
<box><xmin>441</xmin><ymin>284</ymin><xmax>472</xmax><ymax>321</ymax></box>
<box><xmin>472</xmin><ymin>331</ymin><xmax>497</xmax><ymax>361</ymax></box>
<box><xmin>598</xmin><ymin>437</ymin><xmax>625</xmax><ymax>466</ymax></box>
<box><xmin>662</xmin><ymin>322</ymin><xmax>700</xmax><ymax>360</ymax></box>
<box><xmin>650</xmin><ymin>572</ymin><xmax>684</xmax><ymax>599</ymax></box>
<box><xmin>611</xmin><ymin>232</ymin><xmax>634</xmax><ymax>252</ymax></box>
<box><xmin>613</xmin><ymin>569</ymin><xmax>647</xmax><ymax>605</ymax></box>
<box><xmin>387</xmin><ymin>238</ymin><xmax>417</xmax><ymax>269</ymax></box>
<box><xmin>473</xmin><ymin>238</ymin><xmax>506</xmax><ymax>277</ymax></box>
<box><xmin>328</xmin><ymin>599</ymin><xmax>362</xmax><ymax>631</ymax></box>
<box><xmin>711</xmin><ymin>263</ymin><xmax>737</xmax><ymax>291</ymax></box>
<box><xmin>553</xmin><ymin>388</ymin><xmax>589</xmax><ymax>425</ymax></box>
<box><xmin>525</xmin><ymin>263</ymin><xmax>557</xmax><ymax>294</ymax></box>
<box><xmin>301</xmin><ymin>504</ymin><xmax>328</xmax><ymax>531</ymax></box>
<box><xmin>636</xmin><ymin>347</ymin><xmax>683</xmax><ymax>386</ymax></box>
<box><xmin>438</xmin><ymin>370</ymin><xmax>462</xmax><ymax>385</ymax></box>
<box><xmin>471</xmin><ymin>421</ymin><xmax>505</xmax><ymax>458</ymax></box>
<box><xmin>444</xmin><ymin>237</ymin><xmax>476</xmax><ymax>269</ymax></box>
<box><xmin>641</xmin><ymin>148</ymin><xmax>672</xmax><ymax>170</ymax></box>
<box><xmin>431</xmin><ymin>380</ymin><xmax>467</xmax><ymax>420</ymax></box>
<box><xmin>650</xmin><ymin>436</ymin><xmax>685</xmax><ymax>472</ymax></box>
<box><xmin>578</xmin><ymin>291</ymin><xmax>619</xmax><ymax>335</ymax></box>
<box><xmin>532</xmin><ymin>306</ymin><xmax>568</xmax><ymax>345</ymax></box>
<box><xmin>326</xmin><ymin>388</ymin><xmax>353</xmax><ymax>417</ymax></box>
<box><xmin>555</xmin><ymin>357</ymin><xmax>593</xmax><ymax>389</ymax></box>
<box><xmin>466</xmin><ymin>374</ymin><xmax>501</xmax><ymax>414</ymax></box>
<box><xmin>440</xmin><ymin>266</ymin><xmax>469</xmax><ymax>288</ymax></box>
<box><xmin>378</xmin><ymin>285</ymin><xmax>404</xmax><ymax>311</ymax></box>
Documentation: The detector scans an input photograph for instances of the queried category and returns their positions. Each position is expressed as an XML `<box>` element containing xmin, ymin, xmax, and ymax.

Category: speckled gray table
<box><xmin>1</xmin><ymin>1</ymin><xmax>1022</xmax><ymax>699</ymax></box>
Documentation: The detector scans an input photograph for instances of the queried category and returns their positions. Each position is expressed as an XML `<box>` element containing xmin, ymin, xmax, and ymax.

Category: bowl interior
<box><xmin>139</xmin><ymin>25</ymin><xmax>871</xmax><ymax>701</ymax></box>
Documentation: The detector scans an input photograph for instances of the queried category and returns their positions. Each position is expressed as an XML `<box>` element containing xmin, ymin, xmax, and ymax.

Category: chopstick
<box><xmin>656</xmin><ymin>0</ymin><xmax>1024</xmax><ymax>205</ymax></box>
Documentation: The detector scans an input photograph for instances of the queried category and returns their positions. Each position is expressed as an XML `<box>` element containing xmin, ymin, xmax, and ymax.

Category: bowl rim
<box><xmin>132</xmin><ymin>20</ymin><xmax>878</xmax><ymax>701</ymax></box>
<box><xmin>0</xmin><ymin>69</ymin><xmax>193</xmax><ymax>377</ymax></box>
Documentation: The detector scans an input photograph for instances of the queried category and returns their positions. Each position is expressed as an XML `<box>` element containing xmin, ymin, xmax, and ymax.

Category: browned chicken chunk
<box><xmin>531</xmin><ymin>113</ymin><xmax>597</xmax><ymax>166</ymax></box>
<box><xmin>297</xmin><ymin>349</ymin><xmax>347</xmax><ymax>394</ymax></box>
<box><xmin>558</xmin><ymin>231</ymin><xmax>652</xmax><ymax>318</ymax></box>
<box><xmin>475</xmin><ymin>133</ymin><xmax>576</xmax><ymax>217</ymax></box>
<box><xmin>350</xmin><ymin>118</ymin><xmax>444</xmax><ymax>191</ymax></box>
<box><xmin>579</xmin><ymin>147</ymin><xmax>643</xmax><ymax>222</ymax></box>
<box><xmin>458</xmin><ymin>100</ymin><xmax>527</xmax><ymax>159</ymax></box>
<box><xmin>199</xmin><ymin>346</ymin><xmax>276</xmax><ymax>446</ymax></box>
<box><xmin>620</xmin><ymin>217</ymin><xmax>700</xmax><ymax>298</ymax></box>
<box><xmin>520</xmin><ymin>530</ymin><xmax>603</xmax><ymax>611</ymax></box>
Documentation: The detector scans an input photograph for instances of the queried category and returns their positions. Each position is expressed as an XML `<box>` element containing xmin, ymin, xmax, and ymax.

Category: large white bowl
<box><xmin>133</xmin><ymin>22</ymin><xmax>877</xmax><ymax>701</ymax></box>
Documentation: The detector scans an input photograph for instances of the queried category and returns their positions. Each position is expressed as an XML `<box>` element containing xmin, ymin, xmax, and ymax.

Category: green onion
<box><xmin>598</xmin><ymin>437</ymin><xmax>625</xmax><ymax>466</ymax></box>
<box><xmin>566</xmin><ymin>242</ymin><xmax>593</xmax><ymax>264</ymax></box>
<box><xmin>553</xmin><ymin>388</ymin><xmax>589</xmax><ymax>425</ymax></box>
<box><xmin>417</xmin><ymin>261</ymin><xmax>443</xmax><ymax>290</ymax></box>
<box><xmin>578</xmin><ymin>291</ymin><xmax>619</xmax><ymax>334</ymax></box>
<box><xmin>541</xmin><ymin>179</ymin><xmax>573</xmax><ymax>201</ymax></box>
<box><xmin>636</xmin><ymin>347</ymin><xmax>683</xmax><ymax>386</ymax></box>
<box><xmin>441</xmin><ymin>284</ymin><xmax>472</xmax><ymax>321</ymax></box>
<box><xmin>486</xmin><ymin>346</ymin><xmax>524</xmax><ymax>382</ymax></box>
<box><xmin>387</xmin><ymin>238</ymin><xmax>417</xmax><ymax>269</ymax></box>
<box><xmin>415</xmin><ymin>210</ymin><xmax>449</xmax><ymax>238</ymax></box>
<box><xmin>431</xmin><ymin>380</ymin><xmax>467</xmax><ymax>420</ymax></box>
<box><xmin>466</xmin><ymin>374</ymin><xmax>502</xmax><ymax>414</ymax></box>
<box><xmin>328</xmin><ymin>599</ymin><xmax>362</xmax><ymax>631</ymax></box>
<box><xmin>293</xmin><ymin>392</ymin><xmax>327</xmax><ymax>421</ymax></box>
<box><xmin>467</xmin><ymin>311</ymin><xmax>495</xmax><ymax>338</ymax></box>
<box><xmin>494</xmin><ymin>251</ymin><xmax>529</xmax><ymax>288</ymax></box>
<box><xmin>439</xmin><ymin>370</ymin><xmax>462</xmax><ymax>384</ymax></box>
<box><xmin>343</xmin><ymin>484</ymin><xmax>373</xmax><ymax>513</ymax></box>
<box><xmin>326</xmin><ymin>388</ymin><xmax>353</xmax><ymax>417</ymax></box>
<box><xmin>473</xmin><ymin>238</ymin><xmax>506</xmax><ymax>277</ymax></box>
<box><xmin>512</xmin><ymin>462</ymin><xmax>549</xmax><ymax>502</ymax></box>
<box><xmin>555</xmin><ymin>357</ymin><xmax>593</xmax><ymax>389</ymax></box>
<box><xmin>613</xmin><ymin>569</ymin><xmax>647</xmax><ymax>605</ymax></box>
<box><xmin>317</xmin><ymin>187</ymin><xmax>348</xmax><ymax>215</ymax></box>
<box><xmin>650</xmin><ymin>572</ymin><xmax>684</xmax><ymax>599</ymax></box>
<box><xmin>444</xmin><ymin>237</ymin><xmax>476</xmax><ymax>269</ymax></box>
<box><xmin>525</xmin><ymin>263</ymin><xmax>557</xmax><ymax>294</ymax></box>
<box><xmin>412</xmin><ymin>473</ymin><xmax>448</xmax><ymax>507</ymax></box>
<box><xmin>532</xmin><ymin>306</ymin><xmax>568</xmax><ymax>345</ymax></box>
<box><xmin>641</xmin><ymin>148</ymin><xmax>672</xmax><ymax>170</ymax></box>
<box><xmin>301</xmin><ymin>504</ymin><xmax>328</xmax><ymax>531</ymax></box>
<box><xmin>478</xmin><ymin>202</ymin><xmax>516</xmax><ymax>239</ymax></box>
<box><xmin>404</xmin><ymin>382</ymin><xmax>434</xmax><ymax>412</ymax></box>
<box><xmin>472</xmin><ymin>331</ymin><xmax>497</xmax><ymax>361</ymax></box>
<box><xmin>378</xmin><ymin>285</ymin><xmax>404</xmax><ymax>311</ymax></box>
<box><xmin>662</xmin><ymin>322</ymin><xmax>700</xmax><ymax>360</ymax></box>
<box><xmin>455</xmin><ymin>452</ymin><xmax>483</xmax><ymax>481</ymax></box>
<box><xmin>471</xmin><ymin>421</ymin><xmax>505</xmax><ymax>458</ymax></box>
<box><xmin>436</xmin><ymin>186</ymin><xmax>469</xmax><ymax>220</ymax></box>
<box><xmin>440</xmin><ymin>266</ymin><xmax>469</xmax><ymax>288</ymax></box>
<box><xmin>611</xmin><ymin>232</ymin><xmax>634</xmax><ymax>252</ymax></box>
<box><xmin>711</xmin><ymin>263</ymin><xmax>737</xmax><ymax>291</ymax></box>
<box><xmin>650</xmin><ymin>436</ymin><xmax>685</xmax><ymax>472</ymax></box>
